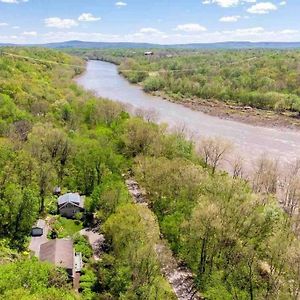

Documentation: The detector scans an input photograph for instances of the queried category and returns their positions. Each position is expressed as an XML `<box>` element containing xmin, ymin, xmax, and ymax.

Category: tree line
<box><xmin>74</xmin><ymin>48</ymin><xmax>300</xmax><ymax>115</ymax></box>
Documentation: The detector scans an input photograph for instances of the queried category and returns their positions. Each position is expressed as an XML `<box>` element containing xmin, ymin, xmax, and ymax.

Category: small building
<box><xmin>144</xmin><ymin>51</ymin><xmax>154</xmax><ymax>56</ymax></box>
<box><xmin>58</xmin><ymin>193</ymin><xmax>84</xmax><ymax>218</ymax></box>
<box><xmin>39</xmin><ymin>239</ymin><xmax>82</xmax><ymax>278</ymax></box>
<box><xmin>53</xmin><ymin>186</ymin><xmax>61</xmax><ymax>196</ymax></box>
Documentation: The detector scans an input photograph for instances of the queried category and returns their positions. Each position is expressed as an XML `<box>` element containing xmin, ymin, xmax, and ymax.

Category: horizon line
<box><xmin>1</xmin><ymin>40</ymin><xmax>300</xmax><ymax>46</ymax></box>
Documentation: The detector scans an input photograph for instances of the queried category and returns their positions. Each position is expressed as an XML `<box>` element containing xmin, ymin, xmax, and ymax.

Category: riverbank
<box><xmin>118</xmin><ymin>71</ymin><xmax>300</xmax><ymax>129</ymax></box>
<box><xmin>77</xmin><ymin>60</ymin><xmax>300</xmax><ymax>167</ymax></box>
<box><xmin>149</xmin><ymin>91</ymin><xmax>300</xmax><ymax>130</ymax></box>
<box><xmin>90</xmin><ymin>59</ymin><xmax>300</xmax><ymax>130</ymax></box>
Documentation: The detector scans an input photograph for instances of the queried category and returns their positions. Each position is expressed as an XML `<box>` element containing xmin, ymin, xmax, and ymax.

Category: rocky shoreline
<box><xmin>151</xmin><ymin>91</ymin><xmax>300</xmax><ymax>130</ymax></box>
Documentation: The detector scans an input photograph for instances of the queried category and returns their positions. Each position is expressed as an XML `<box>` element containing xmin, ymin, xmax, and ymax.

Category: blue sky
<box><xmin>0</xmin><ymin>0</ymin><xmax>299</xmax><ymax>44</ymax></box>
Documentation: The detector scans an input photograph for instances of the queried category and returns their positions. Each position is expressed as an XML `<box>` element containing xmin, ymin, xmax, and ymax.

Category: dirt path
<box><xmin>126</xmin><ymin>179</ymin><xmax>202</xmax><ymax>300</ymax></box>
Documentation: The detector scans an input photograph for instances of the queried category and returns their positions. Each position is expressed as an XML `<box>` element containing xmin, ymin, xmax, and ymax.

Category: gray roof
<box><xmin>39</xmin><ymin>239</ymin><xmax>74</xmax><ymax>269</ymax></box>
<box><xmin>58</xmin><ymin>193</ymin><xmax>81</xmax><ymax>206</ymax></box>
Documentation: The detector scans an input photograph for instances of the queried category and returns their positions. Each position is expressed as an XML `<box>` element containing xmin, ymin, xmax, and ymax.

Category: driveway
<box><xmin>29</xmin><ymin>219</ymin><xmax>49</xmax><ymax>257</ymax></box>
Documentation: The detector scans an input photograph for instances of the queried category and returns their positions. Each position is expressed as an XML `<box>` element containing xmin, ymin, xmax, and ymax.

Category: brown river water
<box><xmin>76</xmin><ymin>60</ymin><xmax>300</xmax><ymax>168</ymax></box>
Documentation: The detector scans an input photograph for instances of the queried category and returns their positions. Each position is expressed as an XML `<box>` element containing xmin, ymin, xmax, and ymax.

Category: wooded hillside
<box><xmin>0</xmin><ymin>48</ymin><xmax>300</xmax><ymax>299</ymax></box>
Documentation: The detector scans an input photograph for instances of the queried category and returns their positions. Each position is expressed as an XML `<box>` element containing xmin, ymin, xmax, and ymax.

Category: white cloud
<box><xmin>2</xmin><ymin>26</ymin><xmax>300</xmax><ymax>45</ymax></box>
<box><xmin>12</xmin><ymin>26</ymin><xmax>20</xmax><ymax>29</ymax></box>
<box><xmin>279</xmin><ymin>1</ymin><xmax>286</xmax><ymax>5</ymax></box>
<box><xmin>23</xmin><ymin>31</ymin><xmax>37</xmax><ymax>36</ymax></box>
<box><xmin>279</xmin><ymin>29</ymin><xmax>298</xmax><ymax>34</ymax></box>
<box><xmin>44</xmin><ymin>17</ymin><xmax>78</xmax><ymax>29</ymax></box>
<box><xmin>247</xmin><ymin>2</ymin><xmax>277</xmax><ymax>14</ymax></box>
<box><xmin>219</xmin><ymin>15</ymin><xmax>241</xmax><ymax>22</ymax></box>
<box><xmin>115</xmin><ymin>1</ymin><xmax>127</xmax><ymax>7</ymax></box>
<box><xmin>223</xmin><ymin>26</ymin><xmax>265</xmax><ymax>35</ymax></box>
<box><xmin>175</xmin><ymin>23</ymin><xmax>207</xmax><ymax>33</ymax></box>
<box><xmin>202</xmin><ymin>0</ymin><xmax>256</xmax><ymax>8</ymax></box>
<box><xmin>0</xmin><ymin>0</ymin><xmax>28</xmax><ymax>3</ymax></box>
<box><xmin>0</xmin><ymin>0</ymin><xmax>18</xmax><ymax>2</ymax></box>
<box><xmin>139</xmin><ymin>27</ymin><xmax>162</xmax><ymax>34</ymax></box>
<box><xmin>78</xmin><ymin>13</ymin><xmax>101</xmax><ymax>22</ymax></box>
<box><xmin>0</xmin><ymin>22</ymin><xmax>8</xmax><ymax>26</ymax></box>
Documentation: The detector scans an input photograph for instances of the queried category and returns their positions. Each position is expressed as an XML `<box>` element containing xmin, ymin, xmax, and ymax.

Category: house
<box><xmin>144</xmin><ymin>51</ymin><xmax>154</xmax><ymax>56</ymax></box>
<box><xmin>39</xmin><ymin>239</ymin><xmax>82</xmax><ymax>278</ymax></box>
<box><xmin>57</xmin><ymin>193</ymin><xmax>84</xmax><ymax>218</ymax></box>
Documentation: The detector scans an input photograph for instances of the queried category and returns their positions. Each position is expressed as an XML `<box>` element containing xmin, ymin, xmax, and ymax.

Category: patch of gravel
<box><xmin>126</xmin><ymin>179</ymin><xmax>203</xmax><ymax>300</ymax></box>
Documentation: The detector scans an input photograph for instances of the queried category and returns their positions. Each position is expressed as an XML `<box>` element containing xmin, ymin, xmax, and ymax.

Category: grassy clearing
<box><xmin>50</xmin><ymin>216</ymin><xmax>83</xmax><ymax>238</ymax></box>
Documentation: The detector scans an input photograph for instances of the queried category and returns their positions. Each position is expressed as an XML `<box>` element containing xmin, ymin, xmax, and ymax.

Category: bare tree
<box><xmin>282</xmin><ymin>160</ymin><xmax>300</xmax><ymax>216</ymax></box>
<box><xmin>251</xmin><ymin>156</ymin><xmax>279</xmax><ymax>195</ymax></box>
<box><xmin>10</xmin><ymin>120</ymin><xmax>32</xmax><ymax>142</ymax></box>
<box><xmin>135</xmin><ymin>108</ymin><xmax>159</xmax><ymax>123</ymax></box>
<box><xmin>230</xmin><ymin>154</ymin><xmax>245</xmax><ymax>179</ymax></box>
<box><xmin>198</xmin><ymin>137</ymin><xmax>232</xmax><ymax>174</ymax></box>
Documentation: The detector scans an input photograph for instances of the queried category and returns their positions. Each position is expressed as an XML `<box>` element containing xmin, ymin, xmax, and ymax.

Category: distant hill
<box><xmin>43</xmin><ymin>40</ymin><xmax>160</xmax><ymax>49</ymax></box>
<box><xmin>1</xmin><ymin>40</ymin><xmax>300</xmax><ymax>49</ymax></box>
<box><xmin>174</xmin><ymin>41</ymin><xmax>300</xmax><ymax>49</ymax></box>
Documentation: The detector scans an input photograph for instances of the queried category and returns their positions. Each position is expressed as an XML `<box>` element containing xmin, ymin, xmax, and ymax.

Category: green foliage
<box><xmin>121</xmin><ymin>117</ymin><xmax>160</xmax><ymax>157</ymax></box>
<box><xmin>143</xmin><ymin>76</ymin><xmax>165</xmax><ymax>92</ymax></box>
<box><xmin>1</xmin><ymin>47</ymin><xmax>300</xmax><ymax>299</ymax></box>
<box><xmin>73</xmin><ymin>234</ymin><xmax>93</xmax><ymax>262</ymax></box>
<box><xmin>0</xmin><ymin>48</ymin><xmax>176</xmax><ymax>298</ymax></box>
<box><xmin>0</xmin><ymin>258</ymin><xmax>75</xmax><ymax>299</ymax></box>
<box><xmin>101</xmin><ymin>204</ymin><xmax>176</xmax><ymax>299</ymax></box>
<box><xmin>89</xmin><ymin>175</ymin><xmax>130</xmax><ymax>220</ymax></box>
<box><xmin>134</xmin><ymin>155</ymin><xmax>299</xmax><ymax>299</ymax></box>
<box><xmin>2</xmin><ymin>288</ymin><xmax>78</xmax><ymax>300</ymax></box>
<box><xmin>51</xmin><ymin>216</ymin><xmax>83</xmax><ymax>238</ymax></box>
<box><xmin>98</xmin><ymin>48</ymin><xmax>300</xmax><ymax>113</ymax></box>
<box><xmin>79</xmin><ymin>268</ymin><xmax>98</xmax><ymax>299</ymax></box>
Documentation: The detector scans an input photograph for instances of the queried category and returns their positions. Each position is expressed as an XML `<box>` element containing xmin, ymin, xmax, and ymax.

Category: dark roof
<box><xmin>58</xmin><ymin>193</ymin><xmax>80</xmax><ymax>206</ymax></box>
<box><xmin>39</xmin><ymin>239</ymin><xmax>74</xmax><ymax>269</ymax></box>
<box><xmin>31</xmin><ymin>227</ymin><xmax>43</xmax><ymax>237</ymax></box>
<box><xmin>53</xmin><ymin>186</ymin><xmax>61</xmax><ymax>195</ymax></box>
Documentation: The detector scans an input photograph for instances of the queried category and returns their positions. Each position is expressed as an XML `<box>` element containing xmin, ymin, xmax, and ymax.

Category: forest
<box><xmin>0</xmin><ymin>47</ymin><xmax>300</xmax><ymax>300</ymax></box>
<box><xmin>71</xmin><ymin>48</ymin><xmax>300</xmax><ymax>115</ymax></box>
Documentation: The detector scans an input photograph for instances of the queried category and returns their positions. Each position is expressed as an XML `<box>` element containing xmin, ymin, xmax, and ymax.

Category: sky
<box><xmin>0</xmin><ymin>0</ymin><xmax>299</xmax><ymax>44</ymax></box>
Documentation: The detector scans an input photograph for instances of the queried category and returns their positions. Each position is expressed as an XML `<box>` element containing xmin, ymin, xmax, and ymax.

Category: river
<box><xmin>76</xmin><ymin>60</ymin><xmax>300</xmax><ymax>168</ymax></box>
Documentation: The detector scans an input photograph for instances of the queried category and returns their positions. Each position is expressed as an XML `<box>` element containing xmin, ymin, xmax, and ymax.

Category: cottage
<box><xmin>58</xmin><ymin>193</ymin><xmax>84</xmax><ymax>218</ymax></box>
<box><xmin>39</xmin><ymin>239</ymin><xmax>82</xmax><ymax>278</ymax></box>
